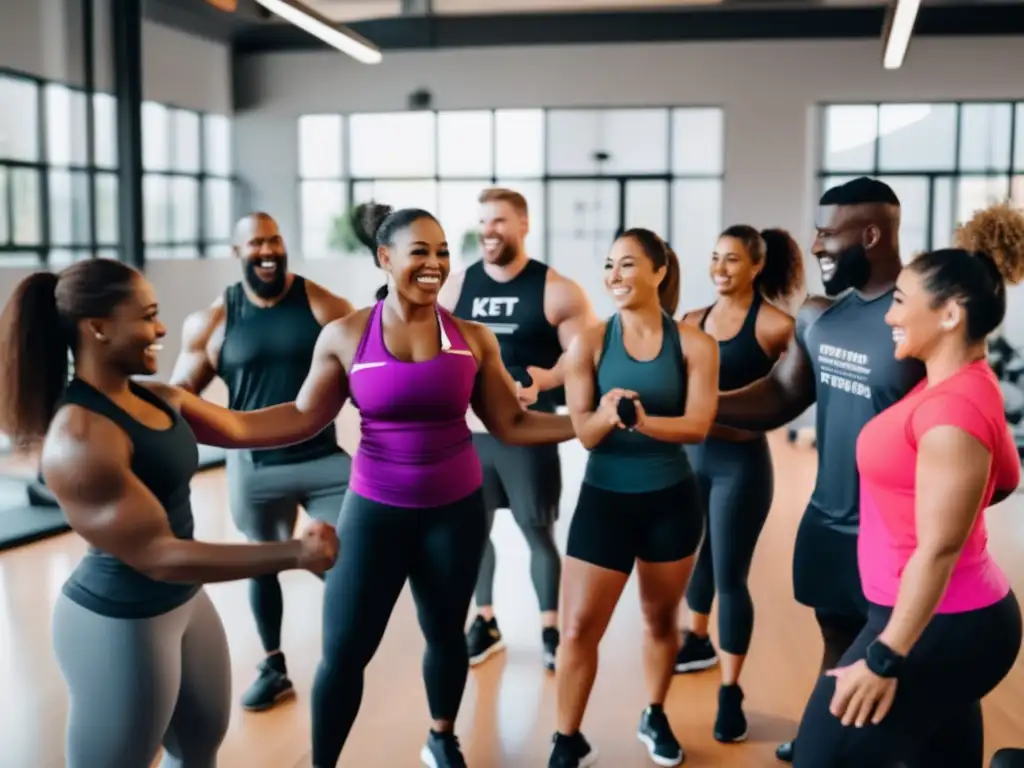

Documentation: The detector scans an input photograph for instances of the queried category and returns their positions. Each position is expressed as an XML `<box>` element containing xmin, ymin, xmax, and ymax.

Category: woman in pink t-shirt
<box><xmin>794</xmin><ymin>203</ymin><xmax>1024</xmax><ymax>768</ymax></box>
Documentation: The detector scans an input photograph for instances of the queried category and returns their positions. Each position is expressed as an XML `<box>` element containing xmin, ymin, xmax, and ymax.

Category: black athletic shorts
<box><xmin>566</xmin><ymin>475</ymin><xmax>704</xmax><ymax>575</ymax></box>
<box><xmin>792</xmin><ymin>506</ymin><xmax>868</xmax><ymax>620</ymax></box>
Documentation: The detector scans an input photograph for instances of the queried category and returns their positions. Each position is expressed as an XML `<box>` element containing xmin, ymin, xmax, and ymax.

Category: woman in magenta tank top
<box><xmin>170</xmin><ymin>202</ymin><xmax>577</xmax><ymax>768</ymax></box>
<box><xmin>793</xmin><ymin>203</ymin><xmax>1024</xmax><ymax>767</ymax></box>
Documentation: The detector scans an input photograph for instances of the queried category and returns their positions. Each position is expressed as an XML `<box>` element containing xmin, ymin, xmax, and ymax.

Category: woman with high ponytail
<box><xmin>674</xmin><ymin>224</ymin><xmax>806</xmax><ymax>744</ymax></box>
<box><xmin>793</xmin><ymin>201</ymin><xmax>1024</xmax><ymax>766</ymax></box>
<box><xmin>553</xmin><ymin>227</ymin><xmax>719</xmax><ymax>767</ymax></box>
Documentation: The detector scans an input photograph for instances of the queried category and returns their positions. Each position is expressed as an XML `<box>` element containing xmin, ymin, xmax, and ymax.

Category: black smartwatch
<box><xmin>864</xmin><ymin>640</ymin><xmax>905</xmax><ymax>679</ymax></box>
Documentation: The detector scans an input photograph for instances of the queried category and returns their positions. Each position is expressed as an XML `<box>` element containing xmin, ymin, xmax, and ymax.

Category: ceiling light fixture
<box><xmin>253</xmin><ymin>0</ymin><xmax>383</xmax><ymax>64</ymax></box>
<box><xmin>882</xmin><ymin>0</ymin><xmax>922</xmax><ymax>70</ymax></box>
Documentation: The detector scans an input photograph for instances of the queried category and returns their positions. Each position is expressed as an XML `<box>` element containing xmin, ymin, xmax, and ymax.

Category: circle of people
<box><xmin>0</xmin><ymin>176</ymin><xmax>1022</xmax><ymax>768</ymax></box>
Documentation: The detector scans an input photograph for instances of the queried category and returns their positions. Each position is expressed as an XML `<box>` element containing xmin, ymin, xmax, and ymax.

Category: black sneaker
<box><xmin>240</xmin><ymin>652</ymin><xmax>295</xmax><ymax>711</ymax></box>
<box><xmin>542</xmin><ymin>627</ymin><xmax>560</xmax><ymax>671</ymax></box>
<box><xmin>467</xmin><ymin>615</ymin><xmax>505</xmax><ymax>666</ymax></box>
<box><xmin>776</xmin><ymin>740</ymin><xmax>795</xmax><ymax>762</ymax></box>
<box><xmin>674</xmin><ymin>631</ymin><xmax>718</xmax><ymax>674</ymax></box>
<box><xmin>637</xmin><ymin>705</ymin><xmax>685</xmax><ymax>766</ymax></box>
<box><xmin>714</xmin><ymin>684</ymin><xmax>748</xmax><ymax>743</ymax></box>
<box><xmin>548</xmin><ymin>731</ymin><xmax>599</xmax><ymax>768</ymax></box>
<box><xmin>419</xmin><ymin>730</ymin><xmax>466</xmax><ymax>768</ymax></box>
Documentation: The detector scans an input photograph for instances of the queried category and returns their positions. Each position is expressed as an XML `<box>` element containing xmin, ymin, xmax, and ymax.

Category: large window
<box><xmin>297</xmin><ymin>106</ymin><xmax>724</xmax><ymax>315</ymax></box>
<box><xmin>819</xmin><ymin>102</ymin><xmax>1024</xmax><ymax>259</ymax></box>
<box><xmin>0</xmin><ymin>69</ymin><xmax>234</xmax><ymax>267</ymax></box>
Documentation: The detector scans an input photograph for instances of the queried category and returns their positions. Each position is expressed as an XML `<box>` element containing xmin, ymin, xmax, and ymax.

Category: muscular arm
<box><xmin>41</xmin><ymin>409</ymin><xmax>302</xmax><ymax>583</ymax></box>
<box><xmin>468</xmin><ymin>323</ymin><xmax>577</xmax><ymax>445</ymax></box>
<box><xmin>636</xmin><ymin>325</ymin><xmax>719</xmax><ymax>444</ymax></box>
<box><xmin>564</xmin><ymin>325</ymin><xmax>622</xmax><ymax>450</ymax></box>
<box><xmin>878</xmin><ymin>427</ymin><xmax>992</xmax><ymax>656</ymax></box>
<box><xmin>168</xmin><ymin>302</ymin><xmax>223</xmax><ymax>394</ymax></box>
<box><xmin>531</xmin><ymin>273</ymin><xmax>600</xmax><ymax>392</ymax></box>
<box><xmin>714</xmin><ymin>297</ymin><xmax>826</xmax><ymax>431</ymax></box>
<box><xmin>158</xmin><ymin>319</ymin><xmax>350</xmax><ymax>450</ymax></box>
<box><xmin>307</xmin><ymin>280</ymin><xmax>356</xmax><ymax>325</ymax></box>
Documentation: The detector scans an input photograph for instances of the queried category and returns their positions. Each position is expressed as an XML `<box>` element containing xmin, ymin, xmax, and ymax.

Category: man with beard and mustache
<box><xmin>439</xmin><ymin>187</ymin><xmax>598</xmax><ymax>673</ymax></box>
<box><xmin>712</xmin><ymin>177</ymin><xmax>926</xmax><ymax>763</ymax></box>
<box><xmin>169</xmin><ymin>211</ymin><xmax>355</xmax><ymax>712</ymax></box>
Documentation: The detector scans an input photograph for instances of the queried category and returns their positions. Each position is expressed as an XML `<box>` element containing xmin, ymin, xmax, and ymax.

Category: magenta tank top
<box><xmin>347</xmin><ymin>301</ymin><xmax>482</xmax><ymax>508</ymax></box>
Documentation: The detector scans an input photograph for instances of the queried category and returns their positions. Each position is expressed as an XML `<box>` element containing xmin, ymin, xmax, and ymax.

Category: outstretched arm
<box><xmin>159</xmin><ymin>320</ymin><xmax>349</xmax><ymax>449</ymax></box>
<box><xmin>468</xmin><ymin>323</ymin><xmax>577</xmax><ymax>445</ymax></box>
<box><xmin>41</xmin><ymin>409</ymin><xmax>331</xmax><ymax>583</ymax></box>
<box><xmin>714</xmin><ymin>297</ymin><xmax>825</xmax><ymax>431</ymax></box>
<box><xmin>635</xmin><ymin>325</ymin><xmax>719</xmax><ymax>444</ymax></box>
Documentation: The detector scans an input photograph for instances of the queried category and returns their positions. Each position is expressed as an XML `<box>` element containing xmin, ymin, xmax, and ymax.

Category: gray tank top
<box><xmin>583</xmin><ymin>312</ymin><xmax>692</xmax><ymax>493</ymax></box>
<box><xmin>800</xmin><ymin>289</ymin><xmax>925</xmax><ymax>532</ymax></box>
<box><xmin>61</xmin><ymin>379</ymin><xmax>201</xmax><ymax>619</ymax></box>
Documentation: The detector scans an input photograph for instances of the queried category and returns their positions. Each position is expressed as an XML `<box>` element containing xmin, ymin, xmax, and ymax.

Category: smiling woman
<box><xmin>351</xmin><ymin>202</ymin><xmax>446</xmax><ymax>302</ymax></box>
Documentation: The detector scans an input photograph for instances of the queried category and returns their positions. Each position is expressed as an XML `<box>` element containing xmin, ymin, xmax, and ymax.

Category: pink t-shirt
<box><xmin>855</xmin><ymin>359</ymin><xmax>1017</xmax><ymax>613</ymax></box>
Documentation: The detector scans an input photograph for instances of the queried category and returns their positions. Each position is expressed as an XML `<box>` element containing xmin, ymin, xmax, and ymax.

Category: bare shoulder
<box><xmin>567</xmin><ymin>320</ymin><xmax>608</xmax><ymax>366</ymax></box>
<box><xmin>678</xmin><ymin>321</ymin><xmax>719</xmax><ymax>361</ymax></box>
<box><xmin>43</xmin><ymin>405</ymin><xmax>129</xmax><ymax>472</ymax></box>
<box><xmin>758</xmin><ymin>301</ymin><xmax>797</xmax><ymax>336</ymax></box>
<box><xmin>544</xmin><ymin>265</ymin><xmax>586</xmax><ymax>301</ymax></box>
<box><xmin>448</xmin><ymin>315</ymin><xmax>497</xmax><ymax>362</ymax></box>
<box><xmin>181</xmin><ymin>301</ymin><xmax>225</xmax><ymax>343</ymax></box>
<box><xmin>303</xmin><ymin>277</ymin><xmax>356</xmax><ymax>323</ymax></box>
<box><xmin>800</xmin><ymin>293</ymin><xmax>834</xmax><ymax>316</ymax></box>
<box><xmin>680</xmin><ymin>306</ymin><xmax>708</xmax><ymax>328</ymax></box>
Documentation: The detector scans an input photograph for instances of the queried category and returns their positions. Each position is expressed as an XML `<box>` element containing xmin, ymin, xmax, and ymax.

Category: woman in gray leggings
<box><xmin>0</xmin><ymin>259</ymin><xmax>339</xmax><ymax>768</ymax></box>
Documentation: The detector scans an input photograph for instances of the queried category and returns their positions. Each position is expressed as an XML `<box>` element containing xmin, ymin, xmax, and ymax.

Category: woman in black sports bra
<box><xmin>674</xmin><ymin>225</ymin><xmax>805</xmax><ymax>743</ymax></box>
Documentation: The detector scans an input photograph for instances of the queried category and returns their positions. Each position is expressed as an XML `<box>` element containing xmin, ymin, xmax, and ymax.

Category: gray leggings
<box><xmin>53</xmin><ymin>589</ymin><xmax>232</xmax><ymax>768</ymax></box>
<box><xmin>684</xmin><ymin>435</ymin><xmax>774</xmax><ymax>655</ymax></box>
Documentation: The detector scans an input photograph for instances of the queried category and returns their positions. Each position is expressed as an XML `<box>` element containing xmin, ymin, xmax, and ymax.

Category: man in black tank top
<box><xmin>712</xmin><ymin>179</ymin><xmax>926</xmax><ymax>763</ymax></box>
<box><xmin>169</xmin><ymin>212</ymin><xmax>355</xmax><ymax>712</ymax></box>
<box><xmin>440</xmin><ymin>187</ymin><xmax>599</xmax><ymax>672</ymax></box>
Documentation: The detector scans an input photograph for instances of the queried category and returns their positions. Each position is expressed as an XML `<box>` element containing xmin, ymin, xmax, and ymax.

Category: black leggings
<box><xmin>684</xmin><ymin>436</ymin><xmax>773</xmax><ymax>654</ymax></box>
<box><xmin>310</xmin><ymin>489</ymin><xmax>488</xmax><ymax>768</ymax></box>
<box><xmin>794</xmin><ymin>591</ymin><xmax>1022</xmax><ymax>768</ymax></box>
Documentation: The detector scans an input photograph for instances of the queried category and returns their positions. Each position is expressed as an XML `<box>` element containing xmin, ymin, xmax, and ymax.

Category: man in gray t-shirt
<box><xmin>715</xmin><ymin>177</ymin><xmax>925</xmax><ymax>763</ymax></box>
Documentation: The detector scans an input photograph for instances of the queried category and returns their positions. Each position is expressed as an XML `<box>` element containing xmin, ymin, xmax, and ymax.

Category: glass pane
<box><xmin>547</xmin><ymin>180</ymin><xmax>620</xmax><ymax>318</ymax></box>
<box><xmin>351</xmin><ymin>180</ymin><xmax>437</xmax><ymax>213</ymax></box>
<box><xmin>170</xmin><ymin>246</ymin><xmax>198</xmax><ymax>260</ymax></box>
<box><xmin>438</xmin><ymin>111</ymin><xmax>493</xmax><ymax>178</ymax></box>
<box><xmin>823</xmin><ymin>105</ymin><xmax>878</xmax><ymax>172</ymax></box>
<box><xmin>96</xmin><ymin>247</ymin><xmax>119</xmax><ymax>260</ymax></box>
<box><xmin>49</xmin><ymin>249</ymin><xmax>91</xmax><ymax>267</ymax></box>
<box><xmin>2</xmin><ymin>251</ymin><xmax>43</xmax><ymax>267</ymax></box>
<box><xmin>300</xmin><ymin>180</ymin><xmax>346</xmax><ymax>258</ymax></box>
<box><xmin>93</xmin><ymin>93</ymin><xmax>117</xmax><ymax>168</ymax></box>
<box><xmin>146</xmin><ymin>247</ymin><xmax>171</xmax><ymax>261</ymax></box>
<box><xmin>349</xmin><ymin>112</ymin><xmax>436</xmax><ymax>178</ymax></box>
<box><xmin>495</xmin><ymin>109</ymin><xmax>544</xmax><ymax>178</ymax></box>
<box><xmin>0</xmin><ymin>167</ymin><xmax>7</xmax><ymax>243</ymax></box>
<box><xmin>547</xmin><ymin>109</ymin><xmax>669</xmax><ymax>175</ymax></box>
<box><xmin>143</xmin><ymin>174</ymin><xmax>170</xmax><ymax>243</ymax></box>
<box><xmin>958</xmin><ymin>103</ymin><xmax>1012</xmax><ymax>172</ymax></box>
<box><xmin>876</xmin><ymin>175</ymin><xmax>929</xmax><ymax>261</ymax></box>
<box><xmin>46</xmin><ymin>85</ymin><xmax>88</xmax><ymax>166</ymax></box>
<box><xmin>204</xmin><ymin>178</ymin><xmax>233</xmax><ymax>241</ymax></box>
<box><xmin>11</xmin><ymin>168</ymin><xmax>41</xmax><ymax>245</ymax></box>
<box><xmin>204</xmin><ymin>115</ymin><xmax>232</xmax><ymax>176</ymax></box>
<box><xmin>0</xmin><ymin>75</ymin><xmax>39</xmax><ymax>161</ymax></box>
<box><xmin>672</xmin><ymin>179</ymin><xmax>723</xmax><ymax>316</ymax></box>
<box><xmin>877</xmin><ymin>103</ymin><xmax>957</xmax><ymax>172</ymax></box>
<box><xmin>298</xmin><ymin>114</ymin><xmax>343</xmax><ymax>179</ymax></box>
<box><xmin>624</xmin><ymin>180</ymin><xmax>669</xmax><ymax>234</ymax></box>
<box><xmin>957</xmin><ymin>176</ymin><xmax>1010</xmax><ymax>225</ymax></box>
<box><xmin>438</xmin><ymin>181</ymin><xmax>485</xmax><ymax>270</ymax></box>
<box><xmin>48</xmin><ymin>170</ymin><xmax>90</xmax><ymax>246</ymax></box>
<box><xmin>672</xmin><ymin>108</ymin><xmax>724</xmax><ymax>175</ymax></box>
<box><xmin>172</xmin><ymin>110</ymin><xmax>201</xmax><ymax>173</ymax></box>
<box><xmin>206</xmin><ymin>243</ymin><xmax>232</xmax><ymax>259</ymax></box>
<box><xmin>171</xmin><ymin>177</ymin><xmax>199</xmax><ymax>242</ymax></box>
<box><xmin>494</xmin><ymin>180</ymin><xmax>545</xmax><ymax>263</ymax></box>
<box><xmin>142</xmin><ymin>101</ymin><xmax>169</xmax><ymax>171</ymax></box>
<box><xmin>96</xmin><ymin>173</ymin><xmax>119</xmax><ymax>245</ymax></box>
<box><xmin>932</xmin><ymin>176</ymin><xmax>954</xmax><ymax>252</ymax></box>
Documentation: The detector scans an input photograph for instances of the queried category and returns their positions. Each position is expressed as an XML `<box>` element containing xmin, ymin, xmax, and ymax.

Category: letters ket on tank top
<box><xmin>347</xmin><ymin>301</ymin><xmax>483</xmax><ymax>509</ymax></box>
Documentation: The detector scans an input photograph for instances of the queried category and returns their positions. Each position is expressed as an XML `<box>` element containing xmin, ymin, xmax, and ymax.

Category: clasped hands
<box><xmin>597</xmin><ymin>387</ymin><xmax>645</xmax><ymax>430</ymax></box>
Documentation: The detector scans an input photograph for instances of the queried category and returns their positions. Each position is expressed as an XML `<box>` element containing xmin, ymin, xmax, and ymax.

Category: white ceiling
<box><xmin>305</xmin><ymin>0</ymin><xmax>717</xmax><ymax>24</ymax></box>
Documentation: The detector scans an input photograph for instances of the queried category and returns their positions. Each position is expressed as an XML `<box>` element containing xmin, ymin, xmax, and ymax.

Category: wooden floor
<box><xmin>1</xmin><ymin>432</ymin><xmax>1022</xmax><ymax>767</ymax></box>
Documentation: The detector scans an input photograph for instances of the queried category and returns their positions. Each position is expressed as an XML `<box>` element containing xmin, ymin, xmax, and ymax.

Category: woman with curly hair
<box><xmin>674</xmin><ymin>226</ymin><xmax>806</xmax><ymax>743</ymax></box>
<box><xmin>792</xmin><ymin>201</ymin><xmax>1024</xmax><ymax>767</ymax></box>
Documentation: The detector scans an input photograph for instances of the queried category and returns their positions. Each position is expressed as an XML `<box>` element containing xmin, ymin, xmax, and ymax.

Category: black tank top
<box><xmin>453</xmin><ymin>260</ymin><xmax>564</xmax><ymax>411</ymax></box>
<box><xmin>61</xmin><ymin>378</ymin><xmax>201</xmax><ymax>619</ymax></box>
<box><xmin>218</xmin><ymin>276</ymin><xmax>340</xmax><ymax>466</ymax></box>
<box><xmin>700</xmin><ymin>294</ymin><xmax>775</xmax><ymax>392</ymax></box>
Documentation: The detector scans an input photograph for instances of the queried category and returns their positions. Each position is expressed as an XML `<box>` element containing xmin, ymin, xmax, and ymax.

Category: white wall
<box><xmin>233</xmin><ymin>36</ymin><xmax>1024</xmax><ymax>337</ymax></box>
